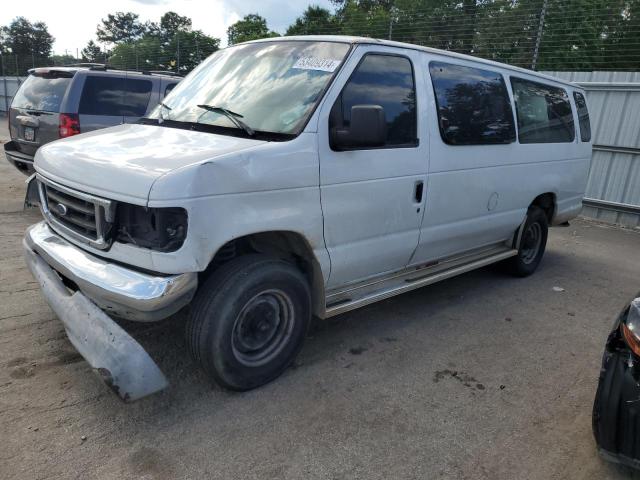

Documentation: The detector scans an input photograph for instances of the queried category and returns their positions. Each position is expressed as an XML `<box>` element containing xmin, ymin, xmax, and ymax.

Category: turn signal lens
<box><xmin>621</xmin><ymin>299</ymin><xmax>640</xmax><ymax>356</ymax></box>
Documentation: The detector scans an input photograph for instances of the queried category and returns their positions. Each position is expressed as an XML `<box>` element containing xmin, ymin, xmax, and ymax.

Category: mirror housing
<box><xmin>331</xmin><ymin>105</ymin><xmax>387</xmax><ymax>150</ymax></box>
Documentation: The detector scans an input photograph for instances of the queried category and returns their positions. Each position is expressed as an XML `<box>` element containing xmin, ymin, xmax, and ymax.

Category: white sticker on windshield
<box><xmin>293</xmin><ymin>57</ymin><xmax>341</xmax><ymax>72</ymax></box>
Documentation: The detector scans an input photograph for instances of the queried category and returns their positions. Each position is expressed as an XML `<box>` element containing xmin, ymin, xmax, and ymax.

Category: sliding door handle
<box><xmin>414</xmin><ymin>181</ymin><xmax>424</xmax><ymax>203</ymax></box>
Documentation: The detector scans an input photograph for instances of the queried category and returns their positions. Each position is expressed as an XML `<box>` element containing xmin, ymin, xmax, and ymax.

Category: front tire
<box><xmin>506</xmin><ymin>206</ymin><xmax>549</xmax><ymax>277</ymax></box>
<box><xmin>187</xmin><ymin>254</ymin><xmax>311</xmax><ymax>391</ymax></box>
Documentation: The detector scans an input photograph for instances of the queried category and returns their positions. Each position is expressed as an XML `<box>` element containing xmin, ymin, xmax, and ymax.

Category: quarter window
<box><xmin>429</xmin><ymin>62</ymin><xmax>515</xmax><ymax>145</ymax></box>
<box><xmin>79</xmin><ymin>76</ymin><xmax>152</xmax><ymax>117</ymax></box>
<box><xmin>573</xmin><ymin>92</ymin><xmax>591</xmax><ymax>142</ymax></box>
<box><xmin>510</xmin><ymin>78</ymin><xmax>575</xmax><ymax>144</ymax></box>
<box><xmin>331</xmin><ymin>54</ymin><xmax>417</xmax><ymax>147</ymax></box>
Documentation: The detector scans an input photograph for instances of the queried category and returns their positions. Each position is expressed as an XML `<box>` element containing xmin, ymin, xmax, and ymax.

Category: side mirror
<box><xmin>331</xmin><ymin>105</ymin><xmax>387</xmax><ymax>150</ymax></box>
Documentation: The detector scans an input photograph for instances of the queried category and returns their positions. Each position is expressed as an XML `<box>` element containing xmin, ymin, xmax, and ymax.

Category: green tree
<box><xmin>81</xmin><ymin>40</ymin><xmax>104</xmax><ymax>63</ymax></box>
<box><xmin>1</xmin><ymin>17</ymin><xmax>54</xmax><ymax>57</ymax></box>
<box><xmin>96</xmin><ymin>12</ymin><xmax>147</xmax><ymax>43</ymax></box>
<box><xmin>160</xmin><ymin>12</ymin><xmax>192</xmax><ymax>37</ymax></box>
<box><xmin>227</xmin><ymin>14</ymin><xmax>280</xmax><ymax>45</ymax></box>
<box><xmin>286</xmin><ymin>6</ymin><xmax>337</xmax><ymax>35</ymax></box>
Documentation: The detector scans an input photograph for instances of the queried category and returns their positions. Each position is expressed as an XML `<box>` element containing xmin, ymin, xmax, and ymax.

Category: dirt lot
<box><xmin>1</xmin><ymin>120</ymin><xmax>640</xmax><ymax>480</ymax></box>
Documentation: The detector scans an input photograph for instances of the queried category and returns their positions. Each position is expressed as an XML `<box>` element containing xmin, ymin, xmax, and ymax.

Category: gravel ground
<box><xmin>1</xmin><ymin>119</ymin><xmax>640</xmax><ymax>479</ymax></box>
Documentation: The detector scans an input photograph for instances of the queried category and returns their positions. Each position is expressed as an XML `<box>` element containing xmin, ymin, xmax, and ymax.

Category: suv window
<box><xmin>11</xmin><ymin>71</ymin><xmax>74</xmax><ymax>113</ymax></box>
<box><xmin>331</xmin><ymin>54</ymin><xmax>417</xmax><ymax>147</ymax></box>
<box><xmin>573</xmin><ymin>92</ymin><xmax>591</xmax><ymax>142</ymax></box>
<box><xmin>510</xmin><ymin>78</ymin><xmax>575</xmax><ymax>144</ymax></box>
<box><xmin>429</xmin><ymin>61</ymin><xmax>515</xmax><ymax>145</ymax></box>
<box><xmin>164</xmin><ymin>82</ymin><xmax>178</xmax><ymax>97</ymax></box>
<box><xmin>79</xmin><ymin>76</ymin><xmax>152</xmax><ymax>117</ymax></box>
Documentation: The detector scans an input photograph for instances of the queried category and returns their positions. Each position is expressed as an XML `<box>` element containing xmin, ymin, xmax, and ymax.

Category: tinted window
<box><xmin>123</xmin><ymin>78</ymin><xmax>152</xmax><ymax>116</ymax></box>
<box><xmin>11</xmin><ymin>71</ymin><xmax>73</xmax><ymax>112</ymax></box>
<box><xmin>511</xmin><ymin>78</ymin><xmax>575</xmax><ymax>143</ymax></box>
<box><xmin>79</xmin><ymin>76</ymin><xmax>125</xmax><ymax>116</ymax></box>
<box><xmin>79</xmin><ymin>76</ymin><xmax>152</xmax><ymax>116</ymax></box>
<box><xmin>332</xmin><ymin>54</ymin><xmax>417</xmax><ymax>147</ymax></box>
<box><xmin>164</xmin><ymin>83</ymin><xmax>178</xmax><ymax>97</ymax></box>
<box><xmin>573</xmin><ymin>92</ymin><xmax>591</xmax><ymax>142</ymax></box>
<box><xmin>429</xmin><ymin>62</ymin><xmax>515</xmax><ymax>145</ymax></box>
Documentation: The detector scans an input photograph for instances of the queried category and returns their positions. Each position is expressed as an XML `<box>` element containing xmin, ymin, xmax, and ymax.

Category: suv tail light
<box><xmin>59</xmin><ymin>113</ymin><xmax>80</xmax><ymax>138</ymax></box>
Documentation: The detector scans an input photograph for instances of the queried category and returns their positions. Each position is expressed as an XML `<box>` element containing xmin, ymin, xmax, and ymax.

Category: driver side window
<box><xmin>330</xmin><ymin>53</ymin><xmax>418</xmax><ymax>148</ymax></box>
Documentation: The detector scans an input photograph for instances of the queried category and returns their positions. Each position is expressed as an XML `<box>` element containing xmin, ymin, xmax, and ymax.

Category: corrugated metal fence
<box><xmin>0</xmin><ymin>76</ymin><xmax>24</xmax><ymax>114</ymax></box>
<box><xmin>546</xmin><ymin>71</ymin><xmax>640</xmax><ymax>227</ymax></box>
<box><xmin>1</xmin><ymin>71</ymin><xmax>639</xmax><ymax>226</ymax></box>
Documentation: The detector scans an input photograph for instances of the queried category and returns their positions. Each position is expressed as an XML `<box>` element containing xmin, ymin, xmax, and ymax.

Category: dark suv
<box><xmin>5</xmin><ymin>65</ymin><xmax>180</xmax><ymax>174</ymax></box>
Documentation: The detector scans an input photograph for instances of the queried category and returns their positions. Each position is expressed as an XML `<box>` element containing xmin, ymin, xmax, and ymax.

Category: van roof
<box><xmin>247</xmin><ymin>35</ymin><xmax>581</xmax><ymax>91</ymax></box>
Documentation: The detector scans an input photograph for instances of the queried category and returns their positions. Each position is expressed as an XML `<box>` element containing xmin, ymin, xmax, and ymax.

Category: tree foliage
<box><xmin>0</xmin><ymin>16</ymin><xmax>54</xmax><ymax>57</ymax></box>
<box><xmin>227</xmin><ymin>14</ymin><xmax>280</xmax><ymax>45</ymax></box>
<box><xmin>286</xmin><ymin>6</ymin><xmax>337</xmax><ymax>35</ymax></box>
<box><xmin>96</xmin><ymin>12</ymin><xmax>147</xmax><ymax>44</ymax></box>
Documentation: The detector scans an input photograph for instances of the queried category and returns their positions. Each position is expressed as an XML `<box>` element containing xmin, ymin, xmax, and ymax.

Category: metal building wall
<box><xmin>545</xmin><ymin>71</ymin><xmax>640</xmax><ymax>227</ymax></box>
<box><xmin>0</xmin><ymin>77</ymin><xmax>24</xmax><ymax>114</ymax></box>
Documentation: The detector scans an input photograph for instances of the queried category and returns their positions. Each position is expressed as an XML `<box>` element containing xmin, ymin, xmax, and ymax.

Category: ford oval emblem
<box><xmin>55</xmin><ymin>203</ymin><xmax>68</xmax><ymax>216</ymax></box>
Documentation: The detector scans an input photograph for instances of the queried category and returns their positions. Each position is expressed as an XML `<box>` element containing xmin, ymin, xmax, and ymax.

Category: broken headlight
<box><xmin>620</xmin><ymin>298</ymin><xmax>640</xmax><ymax>357</ymax></box>
<box><xmin>115</xmin><ymin>204</ymin><xmax>187</xmax><ymax>252</ymax></box>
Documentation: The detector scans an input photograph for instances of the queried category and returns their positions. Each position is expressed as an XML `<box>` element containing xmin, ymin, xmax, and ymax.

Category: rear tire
<box><xmin>187</xmin><ymin>254</ymin><xmax>311</xmax><ymax>391</ymax></box>
<box><xmin>505</xmin><ymin>206</ymin><xmax>548</xmax><ymax>277</ymax></box>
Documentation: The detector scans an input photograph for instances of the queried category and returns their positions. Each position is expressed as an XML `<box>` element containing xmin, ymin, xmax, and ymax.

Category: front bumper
<box><xmin>4</xmin><ymin>141</ymin><xmax>35</xmax><ymax>175</ymax></box>
<box><xmin>25</xmin><ymin>221</ymin><xmax>197</xmax><ymax>322</ymax></box>
<box><xmin>23</xmin><ymin>221</ymin><xmax>199</xmax><ymax>401</ymax></box>
<box><xmin>593</xmin><ymin>296</ymin><xmax>640</xmax><ymax>468</ymax></box>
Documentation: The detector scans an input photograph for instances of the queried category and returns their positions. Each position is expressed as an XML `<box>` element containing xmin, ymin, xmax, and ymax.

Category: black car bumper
<box><xmin>593</xmin><ymin>297</ymin><xmax>640</xmax><ymax>468</ymax></box>
<box><xmin>4</xmin><ymin>141</ymin><xmax>35</xmax><ymax>175</ymax></box>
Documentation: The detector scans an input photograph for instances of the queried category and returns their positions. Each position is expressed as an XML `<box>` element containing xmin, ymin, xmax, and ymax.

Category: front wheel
<box><xmin>505</xmin><ymin>206</ymin><xmax>549</xmax><ymax>277</ymax></box>
<box><xmin>187</xmin><ymin>254</ymin><xmax>311</xmax><ymax>391</ymax></box>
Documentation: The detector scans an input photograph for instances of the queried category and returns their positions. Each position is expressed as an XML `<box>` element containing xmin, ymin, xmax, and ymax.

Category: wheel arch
<box><xmin>204</xmin><ymin>230</ymin><xmax>327</xmax><ymax>319</ymax></box>
<box><xmin>530</xmin><ymin>192</ymin><xmax>557</xmax><ymax>224</ymax></box>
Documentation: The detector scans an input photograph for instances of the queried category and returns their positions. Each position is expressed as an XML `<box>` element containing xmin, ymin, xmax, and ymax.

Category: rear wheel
<box><xmin>187</xmin><ymin>254</ymin><xmax>311</xmax><ymax>391</ymax></box>
<box><xmin>505</xmin><ymin>206</ymin><xmax>549</xmax><ymax>277</ymax></box>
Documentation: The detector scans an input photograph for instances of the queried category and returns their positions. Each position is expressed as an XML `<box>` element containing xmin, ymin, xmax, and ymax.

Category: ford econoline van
<box><xmin>22</xmin><ymin>36</ymin><xmax>592</xmax><ymax>400</ymax></box>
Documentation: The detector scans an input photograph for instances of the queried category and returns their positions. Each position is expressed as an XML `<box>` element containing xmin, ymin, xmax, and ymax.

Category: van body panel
<box><xmin>317</xmin><ymin>45</ymin><xmax>429</xmax><ymax>287</ymax></box>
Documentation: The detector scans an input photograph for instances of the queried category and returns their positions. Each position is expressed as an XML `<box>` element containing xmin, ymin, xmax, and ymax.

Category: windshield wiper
<box><xmin>196</xmin><ymin>104</ymin><xmax>255</xmax><ymax>136</ymax></box>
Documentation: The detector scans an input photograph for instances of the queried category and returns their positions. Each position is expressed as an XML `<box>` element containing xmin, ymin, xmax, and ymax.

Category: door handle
<box><xmin>414</xmin><ymin>181</ymin><xmax>424</xmax><ymax>203</ymax></box>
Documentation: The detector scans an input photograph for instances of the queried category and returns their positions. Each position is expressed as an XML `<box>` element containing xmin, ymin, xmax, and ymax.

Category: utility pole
<box><xmin>176</xmin><ymin>33</ymin><xmax>180</xmax><ymax>74</ymax></box>
<box><xmin>531</xmin><ymin>0</ymin><xmax>548</xmax><ymax>70</ymax></box>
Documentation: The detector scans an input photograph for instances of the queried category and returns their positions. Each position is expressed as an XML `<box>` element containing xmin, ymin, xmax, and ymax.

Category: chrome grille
<box><xmin>36</xmin><ymin>174</ymin><xmax>116</xmax><ymax>250</ymax></box>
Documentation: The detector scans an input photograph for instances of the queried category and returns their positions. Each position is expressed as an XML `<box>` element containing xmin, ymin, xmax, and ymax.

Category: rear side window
<box><xmin>429</xmin><ymin>62</ymin><xmax>515</xmax><ymax>145</ymax></box>
<box><xmin>573</xmin><ymin>92</ymin><xmax>591</xmax><ymax>142</ymax></box>
<box><xmin>332</xmin><ymin>54</ymin><xmax>417</xmax><ymax>147</ymax></box>
<box><xmin>11</xmin><ymin>71</ymin><xmax>73</xmax><ymax>113</ymax></box>
<box><xmin>164</xmin><ymin>83</ymin><xmax>178</xmax><ymax>97</ymax></box>
<box><xmin>123</xmin><ymin>79</ymin><xmax>153</xmax><ymax>116</ymax></box>
<box><xmin>510</xmin><ymin>78</ymin><xmax>575</xmax><ymax>144</ymax></box>
<box><xmin>79</xmin><ymin>76</ymin><xmax>152</xmax><ymax>117</ymax></box>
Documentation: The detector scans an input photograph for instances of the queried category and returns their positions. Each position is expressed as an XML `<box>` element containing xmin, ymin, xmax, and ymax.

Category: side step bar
<box><xmin>325</xmin><ymin>247</ymin><xmax>518</xmax><ymax>318</ymax></box>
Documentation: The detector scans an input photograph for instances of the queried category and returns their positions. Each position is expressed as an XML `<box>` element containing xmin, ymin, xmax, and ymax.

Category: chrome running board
<box><xmin>325</xmin><ymin>245</ymin><xmax>517</xmax><ymax>318</ymax></box>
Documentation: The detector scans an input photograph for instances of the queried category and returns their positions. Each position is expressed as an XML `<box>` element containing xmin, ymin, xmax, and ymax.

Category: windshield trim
<box><xmin>144</xmin><ymin>41</ymin><xmax>354</xmax><ymax>142</ymax></box>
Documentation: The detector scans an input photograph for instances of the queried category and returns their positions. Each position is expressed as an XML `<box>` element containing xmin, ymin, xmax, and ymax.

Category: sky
<box><xmin>0</xmin><ymin>0</ymin><xmax>335</xmax><ymax>55</ymax></box>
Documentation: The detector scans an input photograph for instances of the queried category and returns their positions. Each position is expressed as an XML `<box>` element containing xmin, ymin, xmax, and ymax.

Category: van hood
<box><xmin>35</xmin><ymin>123</ymin><xmax>266</xmax><ymax>203</ymax></box>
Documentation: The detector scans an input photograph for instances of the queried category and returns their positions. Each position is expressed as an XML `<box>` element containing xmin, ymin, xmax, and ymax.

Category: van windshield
<box><xmin>148</xmin><ymin>41</ymin><xmax>350</xmax><ymax>136</ymax></box>
<box><xmin>11</xmin><ymin>71</ymin><xmax>74</xmax><ymax>112</ymax></box>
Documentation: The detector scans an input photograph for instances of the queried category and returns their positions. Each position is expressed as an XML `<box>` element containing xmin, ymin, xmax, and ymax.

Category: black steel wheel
<box><xmin>187</xmin><ymin>254</ymin><xmax>311</xmax><ymax>391</ymax></box>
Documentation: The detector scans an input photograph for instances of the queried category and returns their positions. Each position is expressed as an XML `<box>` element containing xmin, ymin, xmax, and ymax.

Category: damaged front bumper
<box><xmin>23</xmin><ymin>221</ymin><xmax>199</xmax><ymax>401</ymax></box>
<box><xmin>593</xmin><ymin>296</ymin><xmax>640</xmax><ymax>468</ymax></box>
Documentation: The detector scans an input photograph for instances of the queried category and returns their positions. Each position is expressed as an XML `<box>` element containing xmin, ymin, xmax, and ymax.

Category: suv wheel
<box><xmin>187</xmin><ymin>254</ymin><xmax>311</xmax><ymax>391</ymax></box>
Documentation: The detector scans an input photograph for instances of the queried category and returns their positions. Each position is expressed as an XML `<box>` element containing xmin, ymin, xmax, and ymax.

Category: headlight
<box><xmin>115</xmin><ymin>204</ymin><xmax>187</xmax><ymax>252</ymax></box>
<box><xmin>620</xmin><ymin>298</ymin><xmax>640</xmax><ymax>357</ymax></box>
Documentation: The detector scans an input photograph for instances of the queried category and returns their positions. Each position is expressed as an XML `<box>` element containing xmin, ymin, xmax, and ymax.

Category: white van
<box><xmin>23</xmin><ymin>36</ymin><xmax>592</xmax><ymax>400</ymax></box>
